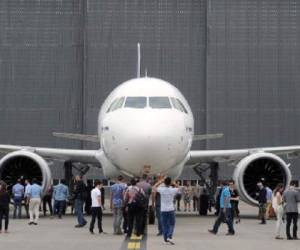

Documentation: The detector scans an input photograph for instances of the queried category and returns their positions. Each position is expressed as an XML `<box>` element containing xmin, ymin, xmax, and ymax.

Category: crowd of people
<box><xmin>0</xmin><ymin>175</ymin><xmax>299</xmax><ymax>245</ymax></box>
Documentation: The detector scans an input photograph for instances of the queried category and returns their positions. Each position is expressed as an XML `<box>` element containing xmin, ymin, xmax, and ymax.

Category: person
<box><xmin>199</xmin><ymin>188</ymin><xmax>209</xmax><ymax>215</ymax></box>
<box><xmin>110</xmin><ymin>175</ymin><xmax>126</xmax><ymax>235</ymax></box>
<box><xmin>85</xmin><ymin>180</ymin><xmax>93</xmax><ymax>215</ymax></box>
<box><xmin>73</xmin><ymin>175</ymin><xmax>87</xmax><ymax>227</ymax></box>
<box><xmin>229</xmin><ymin>180</ymin><xmax>240</xmax><ymax>224</ymax></box>
<box><xmin>43</xmin><ymin>184</ymin><xmax>53</xmax><ymax>216</ymax></box>
<box><xmin>28</xmin><ymin>178</ymin><xmax>42</xmax><ymax>225</ymax></box>
<box><xmin>208</xmin><ymin>180</ymin><xmax>235</xmax><ymax>236</ymax></box>
<box><xmin>124</xmin><ymin>178</ymin><xmax>145</xmax><ymax>239</ymax></box>
<box><xmin>257</xmin><ymin>182</ymin><xmax>267</xmax><ymax>224</ymax></box>
<box><xmin>265</xmin><ymin>184</ymin><xmax>273</xmax><ymax>219</ymax></box>
<box><xmin>152</xmin><ymin>176</ymin><xmax>163</xmax><ymax>236</ymax></box>
<box><xmin>214</xmin><ymin>182</ymin><xmax>223</xmax><ymax>215</ymax></box>
<box><xmin>53</xmin><ymin>180</ymin><xmax>69</xmax><ymax>219</ymax></box>
<box><xmin>192</xmin><ymin>184</ymin><xmax>200</xmax><ymax>212</ymax></box>
<box><xmin>24</xmin><ymin>179</ymin><xmax>31</xmax><ymax>219</ymax></box>
<box><xmin>137</xmin><ymin>174</ymin><xmax>152</xmax><ymax>234</ymax></box>
<box><xmin>89</xmin><ymin>180</ymin><xmax>104</xmax><ymax>234</ymax></box>
<box><xmin>12</xmin><ymin>179</ymin><xmax>24</xmax><ymax>219</ymax></box>
<box><xmin>283</xmin><ymin>181</ymin><xmax>300</xmax><ymax>240</ymax></box>
<box><xmin>183</xmin><ymin>182</ymin><xmax>192</xmax><ymax>212</ymax></box>
<box><xmin>272</xmin><ymin>183</ymin><xmax>284</xmax><ymax>239</ymax></box>
<box><xmin>174</xmin><ymin>180</ymin><xmax>182</xmax><ymax>211</ymax></box>
<box><xmin>0</xmin><ymin>181</ymin><xmax>10</xmax><ymax>233</ymax></box>
<box><xmin>153</xmin><ymin>176</ymin><xmax>179</xmax><ymax>245</ymax></box>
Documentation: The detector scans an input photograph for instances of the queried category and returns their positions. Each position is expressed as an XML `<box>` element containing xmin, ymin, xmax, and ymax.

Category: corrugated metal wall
<box><xmin>0</xmin><ymin>0</ymin><xmax>300</xmax><ymax>180</ymax></box>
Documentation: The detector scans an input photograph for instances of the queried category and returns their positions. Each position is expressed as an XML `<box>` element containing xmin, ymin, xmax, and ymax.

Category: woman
<box><xmin>183</xmin><ymin>182</ymin><xmax>192</xmax><ymax>212</ymax></box>
<box><xmin>272</xmin><ymin>183</ymin><xmax>284</xmax><ymax>239</ymax></box>
<box><xmin>0</xmin><ymin>181</ymin><xmax>10</xmax><ymax>233</ymax></box>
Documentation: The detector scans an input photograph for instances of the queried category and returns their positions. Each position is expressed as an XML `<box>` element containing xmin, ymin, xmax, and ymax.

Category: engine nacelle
<box><xmin>233</xmin><ymin>152</ymin><xmax>291</xmax><ymax>206</ymax></box>
<box><xmin>0</xmin><ymin>150</ymin><xmax>52</xmax><ymax>195</ymax></box>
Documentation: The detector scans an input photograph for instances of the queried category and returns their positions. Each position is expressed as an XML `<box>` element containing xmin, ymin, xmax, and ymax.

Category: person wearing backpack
<box><xmin>153</xmin><ymin>176</ymin><xmax>179</xmax><ymax>245</ymax></box>
<box><xmin>124</xmin><ymin>178</ymin><xmax>145</xmax><ymax>239</ymax></box>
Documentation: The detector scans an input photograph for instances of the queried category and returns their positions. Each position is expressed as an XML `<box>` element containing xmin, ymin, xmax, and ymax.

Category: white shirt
<box><xmin>157</xmin><ymin>185</ymin><xmax>179</xmax><ymax>212</ymax></box>
<box><xmin>25</xmin><ymin>184</ymin><xmax>31</xmax><ymax>198</ymax></box>
<box><xmin>91</xmin><ymin>187</ymin><xmax>101</xmax><ymax>207</ymax></box>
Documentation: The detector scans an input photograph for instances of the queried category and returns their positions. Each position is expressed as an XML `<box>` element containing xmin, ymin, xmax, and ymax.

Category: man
<box><xmin>124</xmin><ymin>178</ymin><xmax>145</xmax><ymax>239</ymax></box>
<box><xmin>43</xmin><ymin>184</ymin><xmax>53</xmax><ymax>216</ymax></box>
<box><xmin>283</xmin><ymin>181</ymin><xmax>300</xmax><ymax>240</ymax></box>
<box><xmin>265</xmin><ymin>184</ymin><xmax>273</xmax><ymax>219</ymax></box>
<box><xmin>28</xmin><ymin>178</ymin><xmax>42</xmax><ymax>225</ymax></box>
<box><xmin>73</xmin><ymin>175</ymin><xmax>87</xmax><ymax>227</ymax></box>
<box><xmin>89</xmin><ymin>180</ymin><xmax>104</xmax><ymax>234</ymax></box>
<box><xmin>208</xmin><ymin>180</ymin><xmax>235</xmax><ymax>236</ymax></box>
<box><xmin>53</xmin><ymin>180</ymin><xmax>69</xmax><ymax>219</ymax></box>
<box><xmin>110</xmin><ymin>175</ymin><xmax>126</xmax><ymax>234</ymax></box>
<box><xmin>24</xmin><ymin>179</ymin><xmax>31</xmax><ymax>219</ymax></box>
<box><xmin>154</xmin><ymin>176</ymin><xmax>179</xmax><ymax>245</ymax></box>
<box><xmin>192</xmin><ymin>184</ymin><xmax>201</xmax><ymax>212</ymax></box>
<box><xmin>257</xmin><ymin>182</ymin><xmax>267</xmax><ymax>224</ymax></box>
<box><xmin>12</xmin><ymin>179</ymin><xmax>24</xmax><ymax>219</ymax></box>
<box><xmin>152</xmin><ymin>176</ymin><xmax>163</xmax><ymax>236</ymax></box>
<box><xmin>229</xmin><ymin>180</ymin><xmax>240</xmax><ymax>224</ymax></box>
<box><xmin>137</xmin><ymin>174</ymin><xmax>152</xmax><ymax>234</ymax></box>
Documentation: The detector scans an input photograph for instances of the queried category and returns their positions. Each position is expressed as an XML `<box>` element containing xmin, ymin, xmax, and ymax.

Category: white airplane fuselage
<box><xmin>97</xmin><ymin>77</ymin><xmax>194</xmax><ymax>178</ymax></box>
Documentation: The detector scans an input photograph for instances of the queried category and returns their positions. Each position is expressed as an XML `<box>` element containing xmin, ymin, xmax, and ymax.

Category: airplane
<box><xmin>0</xmin><ymin>44</ymin><xmax>298</xmax><ymax>207</ymax></box>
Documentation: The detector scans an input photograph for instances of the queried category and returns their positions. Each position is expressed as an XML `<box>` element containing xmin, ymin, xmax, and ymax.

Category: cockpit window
<box><xmin>124</xmin><ymin>97</ymin><xmax>147</xmax><ymax>109</ymax></box>
<box><xmin>170</xmin><ymin>97</ymin><xmax>188</xmax><ymax>114</ymax></box>
<box><xmin>107</xmin><ymin>97</ymin><xmax>125</xmax><ymax>113</ymax></box>
<box><xmin>149</xmin><ymin>97</ymin><xmax>171</xmax><ymax>109</ymax></box>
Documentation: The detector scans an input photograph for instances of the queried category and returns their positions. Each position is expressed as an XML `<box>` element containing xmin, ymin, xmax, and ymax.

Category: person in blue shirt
<box><xmin>53</xmin><ymin>180</ymin><xmax>69</xmax><ymax>219</ymax></box>
<box><xmin>12</xmin><ymin>179</ymin><xmax>24</xmax><ymax>219</ymax></box>
<box><xmin>110</xmin><ymin>175</ymin><xmax>127</xmax><ymax>234</ymax></box>
<box><xmin>208</xmin><ymin>180</ymin><xmax>235</xmax><ymax>235</ymax></box>
<box><xmin>28</xmin><ymin>178</ymin><xmax>42</xmax><ymax>225</ymax></box>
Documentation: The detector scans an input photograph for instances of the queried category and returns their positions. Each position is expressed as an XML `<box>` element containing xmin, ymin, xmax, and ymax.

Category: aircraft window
<box><xmin>149</xmin><ymin>97</ymin><xmax>171</xmax><ymax>109</ymax></box>
<box><xmin>176</xmin><ymin>99</ymin><xmax>188</xmax><ymax>114</ymax></box>
<box><xmin>170</xmin><ymin>97</ymin><xmax>188</xmax><ymax>114</ymax></box>
<box><xmin>124</xmin><ymin>97</ymin><xmax>147</xmax><ymax>109</ymax></box>
<box><xmin>107</xmin><ymin>97</ymin><xmax>125</xmax><ymax>113</ymax></box>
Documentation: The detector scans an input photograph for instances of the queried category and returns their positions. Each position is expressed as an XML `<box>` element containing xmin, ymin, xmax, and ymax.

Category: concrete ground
<box><xmin>1</xmin><ymin>203</ymin><xmax>300</xmax><ymax>250</ymax></box>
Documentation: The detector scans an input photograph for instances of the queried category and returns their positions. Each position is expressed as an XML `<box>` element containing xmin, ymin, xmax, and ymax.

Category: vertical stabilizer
<box><xmin>137</xmin><ymin>43</ymin><xmax>141</xmax><ymax>78</ymax></box>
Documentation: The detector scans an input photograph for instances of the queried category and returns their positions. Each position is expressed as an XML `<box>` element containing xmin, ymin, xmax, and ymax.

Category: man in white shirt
<box><xmin>89</xmin><ymin>180</ymin><xmax>104</xmax><ymax>234</ymax></box>
<box><xmin>153</xmin><ymin>176</ymin><xmax>179</xmax><ymax>245</ymax></box>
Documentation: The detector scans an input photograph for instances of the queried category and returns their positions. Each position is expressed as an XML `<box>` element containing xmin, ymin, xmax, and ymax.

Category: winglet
<box><xmin>137</xmin><ymin>43</ymin><xmax>141</xmax><ymax>78</ymax></box>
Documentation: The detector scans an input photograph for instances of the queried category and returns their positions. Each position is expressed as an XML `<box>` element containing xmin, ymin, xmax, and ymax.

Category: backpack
<box><xmin>133</xmin><ymin>189</ymin><xmax>148</xmax><ymax>209</ymax></box>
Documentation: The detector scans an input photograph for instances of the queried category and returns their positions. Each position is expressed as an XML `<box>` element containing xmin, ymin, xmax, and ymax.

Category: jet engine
<box><xmin>0</xmin><ymin>150</ymin><xmax>52</xmax><ymax>194</ymax></box>
<box><xmin>233</xmin><ymin>152</ymin><xmax>291</xmax><ymax>206</ymax></box>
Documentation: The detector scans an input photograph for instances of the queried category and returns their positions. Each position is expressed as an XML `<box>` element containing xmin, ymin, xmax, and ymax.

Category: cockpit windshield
<box><xmin>149</xmin><ymin>97</ymin><xmax>171</xmax><ymax>109</ymax></box>
<box><xmin>107</xmin><ymin>97</ymin><xmax>125</xmax><ymax>113</ymax></box>
<box><xmin>170</xmin><ymin>97</ymin><xmax>188</xmax><ymax>114</ymax></box>
<box><xmin>124</xmin><ymin>97</ymin><xmax>147</xmax><ymax>109</ymax></box>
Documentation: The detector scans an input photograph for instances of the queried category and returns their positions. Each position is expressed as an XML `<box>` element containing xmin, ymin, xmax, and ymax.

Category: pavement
<box><xmin>1</xmin><ymin>203</ymin><xmax>300</xmax><ymax>250</ymax></box>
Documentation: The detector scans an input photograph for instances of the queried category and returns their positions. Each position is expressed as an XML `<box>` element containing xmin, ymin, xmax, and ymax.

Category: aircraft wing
<box><xmin>187</xmin><ymin>145</ymin><xmax>300</xmax><ymax>164</ymax></box>
<box><xmin>0</xmin><ymin>145</ymin><xmax>100</xmax><ymax>164</ymax></box>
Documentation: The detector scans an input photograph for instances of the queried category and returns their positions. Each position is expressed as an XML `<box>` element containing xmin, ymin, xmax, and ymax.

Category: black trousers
<box><xmin>43</xmin><ymin>195</ymin><xmax>53</xmax><ymax>215</ymax></box>
<box><xmin>89</xmin><ymin>207</ymin><xmax>103</xmax><ymax>232</ymax></box>
<box><xmin>286</xmin><ymin>212</ymin><xmax>298</xmax><ymax>238</ymax></box>
<box><xmin>127</xmin><ymin>203</ymin><xmax>143</xmax><ymax>237</ymax></box>
<box><xmin>0</xmin><ymin>207</ymin><xmax>9</xmax><ymax>231</ymax></box>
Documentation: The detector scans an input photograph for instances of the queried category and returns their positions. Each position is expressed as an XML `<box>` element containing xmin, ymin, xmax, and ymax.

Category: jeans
<box><xmin>286</xmin><ymin>212</ymin><xmax>298</xmax><ymax>238</ymax></box>
<box><xmin>113</xmin><ymin>207</ymin><xmax>123</xmax><ymax>234</ymax></box>
<box><xmin>74</xmin><ymin>199</ymin><xmax>87</xmax><ymax>225</ymax></box>
<box><xmin>13</xmin><ymin>197</ymin><xmax>23</xmax><ymax>219</ymax></box>
<box><xmin>54</xmin><ymin>200</ymin><xmax>66</xmax><ymax>218</ymax></box>
<box><xmin>89</xmin><ymin>207</ymin><xmax>103</xmax><ymax>232</ymax></box>
<box><xmin>161</xmin><ymin>210</ymin><xmax>176</xmax><ymax>241</ymax></box>
<box><xmin>212</xmin><ymin>208</ymin><xmax>235</xmax><ymax>234</ymax></box>
<box><xmin>0</xmin><ymin>207</ymin><xmax>9</xmax><ymax>231</ymax></box>
<box><xmin>155</xmin><ymin>206</ymin><xmax>162</xmax><ymax>234</ymax></box>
